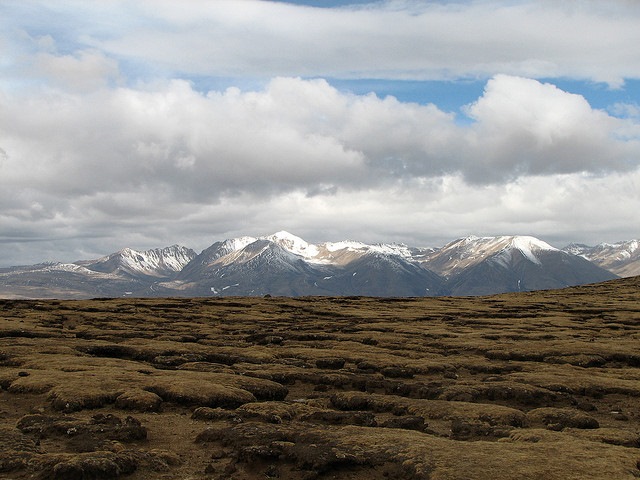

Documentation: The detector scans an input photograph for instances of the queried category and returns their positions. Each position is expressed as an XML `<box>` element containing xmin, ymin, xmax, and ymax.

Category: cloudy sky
<box><xmin>1</xmin><ymin>0</ymin><xmax>639</xmax><ymax>266</ymax></box>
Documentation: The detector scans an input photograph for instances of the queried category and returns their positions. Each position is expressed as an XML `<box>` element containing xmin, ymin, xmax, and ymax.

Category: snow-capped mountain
<box><xmin>563</xmin><ymin>240</ymin><xmax>640</xmax><ymax>277</ymax></box>
<box><xmin>162</xmin><ymin>232</ymin><xmax>616</xmax><ymax>297</ymax></box>
<box><xmin>175</xmin><ymin>239</ymin><xmax>327</xmax><ymax>296</ymax></box>
<box><xmin>79</xmin><ymin>245</ymin><xmax>197</xmax><ymax>278</ymax></box>
<box><xmin>0</xmin><ymin>262</ymin><xmax>146</xmax><ymax>299</ymax></box>
<box><xmin>419</xmin><ymin>235</ymin><xmax>559</xmax><ymax>278</ymax></box>
<box><xmin>432</xmin><ymin>236</ymin><xmax>616</xmax><ymax>296</ymax></box>
<box><xmin>259</xmin><ymin>231</ymin><xmax>431</xmax><ymax>266</ymax></box>
<box><xmin>177</xmin><ymin>236</ymin><xmax>257</xmax><ymax>280</ymax></box>
<box><xmin>173</xmin><ymin>232</ymin><xmax>444</xmax><ymax>297</ymax></box>
<box><xmin>0</xmin><ymin>245</ymin><xmax>197</xmax><ymax>299</ymax></box>
<box><xmin>0</xmin><ymin>231</ymin><xmax>624</xmax><ymax>299</ymax></box>
<box><xmin>263</xmin><ymin>231</ymin><xmax>320</xmax><ymax>260</ymax></box>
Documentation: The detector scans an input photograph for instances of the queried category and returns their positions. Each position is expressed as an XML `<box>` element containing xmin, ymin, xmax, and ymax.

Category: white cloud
<box><xmin>3</xmin><ymin>1</ymin><xmax>640</xmax><ymax>86</ymax></box>
<box><xmin>462</xmin><ymin>75</ymin><xmax>636</xmax><ymax>182</ymax></box>
<box><xmin>611</xmin><ymin>102</ymin><xmax>640</xmax><ymax>119</ymax></box>
<box><xmin>3</xmin><ymin>75</ymin><xmax>635</xmax><ymax>200</ymax></box>
<box><xmin>1</xmin><ymin>75</ymin><xmax>639</xmax><ymax>265</ymax></box>
<box><xmin>50</xmin><ymin>0</ymin><xmax>639</xmax><ymax>87</ymax></box>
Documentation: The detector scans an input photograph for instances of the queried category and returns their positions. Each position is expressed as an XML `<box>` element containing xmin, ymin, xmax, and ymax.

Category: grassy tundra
<box><xmin>1</xmin><ymin>276</ymin><xmax>640</xmax><ymax>479</ymax></box>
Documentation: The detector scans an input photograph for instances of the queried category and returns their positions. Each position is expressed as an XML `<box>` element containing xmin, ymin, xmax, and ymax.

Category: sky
<box><xmin>1</xmin><ymin>0</ymin><xmax>639</xmax><ymax>266</ymax></box>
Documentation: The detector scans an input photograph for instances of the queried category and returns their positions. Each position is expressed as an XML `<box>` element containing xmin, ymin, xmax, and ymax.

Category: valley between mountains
<box><xmin>2</xmin><ymin>231</ymin><xmax>637</xmax><ymax>299</ymax></box>
<box><xmin>1</xmin><ymin>276</ymin><xmax>639</xmax><ymax>479</ymax></box>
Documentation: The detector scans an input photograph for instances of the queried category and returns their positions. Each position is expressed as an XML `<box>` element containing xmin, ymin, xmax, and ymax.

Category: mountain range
<box><xmin>563</xmin><ymin>240</ymin><xmax>640</xmax><ymax>277</ymax></box>
<box><xmin>1</xmin><ymin>231</ymin><xmax>635</xmax><ymax>299</ymax></box>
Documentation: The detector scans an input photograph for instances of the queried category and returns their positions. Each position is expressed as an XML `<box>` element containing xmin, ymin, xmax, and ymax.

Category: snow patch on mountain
<box><xmin>323</xmin><ymin>240</ymin><xmax>369</xmax><ymax>253</ymax></box>
<box><xmin>507</xmin><ymin>236</ymin><xmax>558</xmax><ymax>265</ymax></box>
<box><xmin>263</xmin><ymin>231</ymin><xmax>319</xmax><ymax>259</ymax></box>
<box><xmin>1</xmin><ymin>231</ymin><xmax>626</xmax><ymax>298</ymax></box>
<box><xmin>216</xmin><ymin>240</ymin><xmax>272</xmax><ymax>266</ymax></box>
<box><xmin>83</xmin><ymin>245</ymin><xmax>196</xmax><ymax>277</ymax></box>
<box><xmin>223</xmin><ymin>236</ymin><xmax>257</xmax><ymax>253</ymax></box>
<box><xmin>214</xmin><ymin>239</ymin><xmax>305</xmax><ymax>274</ymax></box>
<box><xmin>257</xmin><ymin>232</ymin><xmax>422</xmax><ymax>267</ymax></box>
<box><xmin>562</xmin><ymin>240</ymin><xmax>640</xmax><ymax>277</ymax></box>
<box><xmin>1</xmin><ymin>262</ymin><xmax>116</xmax><ymax>278</ymax></box>
<box><xmin>119</xmin><ymin>246</ymin><xmax>195</xmax><ymax>274</ymax></box>
<box><xmin>563</xmin><ymin>243</ymin><xmax>590</xmax><ymax>257</ymax></box>
<box><xmin>484</xmin><ymin>236</ymin><xmax>559</xmax><ymax>268</ymax></box>
<box><xmin>320</xmin><ymin>240</ymin><xmax>413</xmax><ymax>257</ymax></box>
<box><xmin>369</xmin><ymin>243</ymin><xmax>415</xmax><ymax>258</ymax></box>
<box><xmin>422</xmin><ymin>235</ymin><xmax>559</xmax><ymax>277</ymax></box>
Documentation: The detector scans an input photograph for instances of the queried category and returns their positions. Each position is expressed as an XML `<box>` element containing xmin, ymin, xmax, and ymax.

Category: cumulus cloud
<box><xmin>1</xmin><ymin>75</ymin><xmax>639</xmax><ymax>266</ymax></box>
<box><xmin>461</xmin><ymin>75</ymin><xmax>638</xmax><ymax>182</ymax></box>
<box><xmin>2</xmin><ymin>76</ymin><xmax>637</xmax><ymax>203</ymax></box>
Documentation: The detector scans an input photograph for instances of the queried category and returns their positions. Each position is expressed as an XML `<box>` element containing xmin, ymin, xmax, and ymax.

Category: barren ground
<box><xmin>1</xmin><ymin>276</ymin><xmax>640</xmax><ymax>479</ymax></box>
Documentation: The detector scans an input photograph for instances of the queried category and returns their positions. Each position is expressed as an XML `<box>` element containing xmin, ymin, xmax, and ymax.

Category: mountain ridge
<box><xmin>563</xmin><ymin>240</ymin><xmax>640</xmax><ymax>277</ymax></box>
<box><xmin>76</xmin><ymin>245</ymin><xmax>197</xmax><ymax>278</ymax></box>
<box><xmin>0</xmin><ymin>231</ymin><xmax>627</xmax><ymax>299</ymax></box>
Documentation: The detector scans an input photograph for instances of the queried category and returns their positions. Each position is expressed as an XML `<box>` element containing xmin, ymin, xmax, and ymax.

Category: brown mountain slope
<box><xmin>1</xmin><ymin>276</ymin><xmax>639</xmax><ymax>479</ymax></box>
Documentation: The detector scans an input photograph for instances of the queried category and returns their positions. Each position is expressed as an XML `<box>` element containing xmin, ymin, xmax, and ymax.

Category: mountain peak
<box><xmin>221</xmin><ymin>236</ymin><xmax>257</xmax><ymax>251</ymax></box>
<box><xmin>263</xmin><ymin>231</ymin><xmax>319</xmax><ymax>258</ymax></box>
<box><xmin>268</xmin><ymin>230</ymin><xmax>300</xmax><ymax>240</ymax></box>
<box><xmin>449</xmin><ymin>235</ymin><xmax>556</xmax><ymax>253</ymax></box>
<box><xmin>424</xmin><ymin>235</ymin><xmax>559</xmax><ymax>277</ymax></box>
<box><xmin>485</xmin><ymin>236</ymin><xmax>552</xmax><ymax>267</ymax></box>
<box><xmin>507</xmin><ymin>235</ymin><xmax>557</xmax><ymax>251</ymax></box>
<box><xmin>83</xmin><ymin>245</ymin><xmax>196</xmax><ymax>277</ymax></box>
<box><xmin>0</xmin><ymin>231</ymin><xmax>626</xmax><ymax>299</ymax></box>
<box><xmin>504</xmin><ymin>236</ymin><xmax>558</xmax><ymax>264</ymax></box>
<box><xmin>562</xmin><ymin>239</ymin><xmax>640</xmax><ymax>277</ymax></box>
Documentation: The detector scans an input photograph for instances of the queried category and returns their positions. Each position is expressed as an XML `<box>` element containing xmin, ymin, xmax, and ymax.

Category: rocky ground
<box><xmin>1</xmin><ymin>276</ymin><xmax>640</xmax><ymax>479</ymax></box>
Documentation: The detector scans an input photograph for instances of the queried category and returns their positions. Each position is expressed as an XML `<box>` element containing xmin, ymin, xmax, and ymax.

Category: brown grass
<box><xmin>1</xmin><ymin>275</ymin><xmax>639</xmax><ymax>479</ymax></box>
